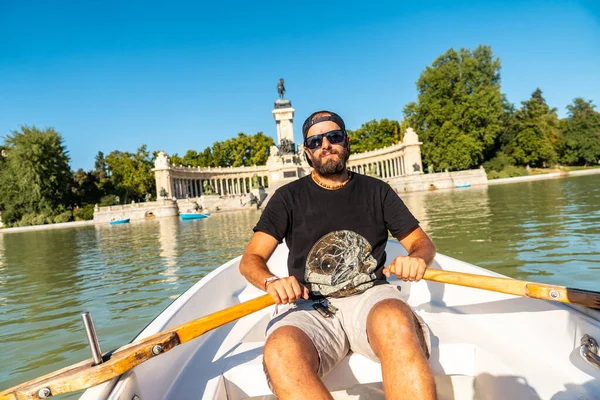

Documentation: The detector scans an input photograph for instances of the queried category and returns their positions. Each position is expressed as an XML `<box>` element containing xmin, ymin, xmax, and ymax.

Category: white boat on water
<box><xmin>80</xmin><ymin>241</ymin><xmax>600</xmax><ymax>400</ymax></box>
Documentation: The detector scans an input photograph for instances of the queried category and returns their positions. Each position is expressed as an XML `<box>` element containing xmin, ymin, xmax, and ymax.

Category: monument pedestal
<box><xmin>272</xmin><ymin>98</ymin><xmax>295</xmax><ymax>145</ymax></box>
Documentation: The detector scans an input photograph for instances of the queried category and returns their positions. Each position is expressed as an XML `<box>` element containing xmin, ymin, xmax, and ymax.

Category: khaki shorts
<box><xmin>265</xmin><ymin>284</ymin><xmax>431</xmax><ymax>377</ymax></box>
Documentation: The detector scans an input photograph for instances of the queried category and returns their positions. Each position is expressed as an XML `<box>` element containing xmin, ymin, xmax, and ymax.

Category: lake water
<box><xmin>1</xmin><ymin>174</ymin><xmax>599</xmax><ymax>395</ymax></box>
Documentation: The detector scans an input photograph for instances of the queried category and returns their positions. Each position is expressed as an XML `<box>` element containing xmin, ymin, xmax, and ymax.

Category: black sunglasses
<box><xmin>304</xmin><ymin>130</ymin><xmax>346</xmax><ymax>150</ymax></box>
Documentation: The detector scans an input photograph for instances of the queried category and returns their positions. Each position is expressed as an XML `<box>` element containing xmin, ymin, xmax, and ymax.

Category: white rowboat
<box><xmin>79</xmin><ymin>241</ymin><xmax>600</xmax><ymax>400</ymax></box>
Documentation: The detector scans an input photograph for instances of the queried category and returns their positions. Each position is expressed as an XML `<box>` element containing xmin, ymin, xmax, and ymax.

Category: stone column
<box><xmin>153</xmin><ymin>152</ymin><xmax>173</xmax><ymax>199</ymax></box>
<box><xmin>272</xmin><ymin>100</ymin><xmax>295</xmax><ymax>145</ymax></box>
<box><xmin>403</xmin><ymin>128</ymin><xmax>423</xmax><ymax>175</ymax></box>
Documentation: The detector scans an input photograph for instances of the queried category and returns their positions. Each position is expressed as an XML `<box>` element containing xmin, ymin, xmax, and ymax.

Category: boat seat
<box><xmin>244</xmin><ymin>377</ymin><xmax>475</xmax><ymax>400</ymax></box>
<box><xmin>222</xmin><ymin>341</ymin><xmax>476</xmax><ymax>400</ymax></box>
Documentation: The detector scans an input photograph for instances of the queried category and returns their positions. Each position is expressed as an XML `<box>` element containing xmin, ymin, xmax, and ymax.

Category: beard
<box><xmin>311</xmin><ymin>145</ymin><xmax>350</xmax><ymax>177</ymax></box>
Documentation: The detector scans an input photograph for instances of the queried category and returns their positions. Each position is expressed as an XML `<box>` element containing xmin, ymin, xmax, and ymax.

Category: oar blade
<box><xmin>0</xmin><ymin>331</ymin><xmax>179</xmax><ymax>400</ymax></box>
<box><xmin>566</xmin><ymin>287</ymin><xmax>600</xmax><ymax>309</ymax></box>
<box><xmin>0</xmin><ymin>294</ymin><xmax>274</xmax><ymax>400</ymax></box>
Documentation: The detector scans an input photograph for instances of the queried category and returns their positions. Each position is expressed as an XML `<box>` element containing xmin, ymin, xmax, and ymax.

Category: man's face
<box><xmin>305</xmin><ymin>121</ymin><xmax>350</xmax><ymax>176</ymax></box>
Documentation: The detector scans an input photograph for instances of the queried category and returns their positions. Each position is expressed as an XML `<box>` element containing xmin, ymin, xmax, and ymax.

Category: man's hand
<box><xmin>266</xmin><ymin>276</ymin><xmax>310</xmax><ymax>304</ymax></box>
<box><xmin>383</xmin><ymin>256</ymin><xmax>427</xmax><ymax>282</ymax></box>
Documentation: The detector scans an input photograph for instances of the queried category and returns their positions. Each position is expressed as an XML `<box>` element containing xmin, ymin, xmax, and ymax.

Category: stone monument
<box><xmin>267</xmin><ymin>79</ymin><xmax>305</xmax><ymax>181</ymax></box>
<box><xmin>272</xmin><ymin>78</ymin><xmax>295</xmax><ymax>145</ymax></box>
<box><xmin>153</xmin><ymin>152</ymin><xmax>173</xmax><ymax>199</ymax></box>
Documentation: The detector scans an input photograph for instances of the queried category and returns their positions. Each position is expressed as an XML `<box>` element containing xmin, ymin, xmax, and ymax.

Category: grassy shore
<box><xmin>487</xmin><ymin>165</ymin><xmax>600</xmax><ymax>180</ymax></box>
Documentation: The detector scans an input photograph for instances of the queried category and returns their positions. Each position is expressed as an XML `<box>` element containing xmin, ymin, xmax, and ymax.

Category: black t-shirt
<box><xmin>253</xmin><ymin>173</ymin><xmax>419</xmax><ymax>298</ymax></box>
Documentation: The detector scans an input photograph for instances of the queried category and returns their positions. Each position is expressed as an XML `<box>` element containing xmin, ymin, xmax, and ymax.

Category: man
<box><xmin>239</xmin><ymin>110</ymin><xmax>437</xmax><ymax>400</ymax></box>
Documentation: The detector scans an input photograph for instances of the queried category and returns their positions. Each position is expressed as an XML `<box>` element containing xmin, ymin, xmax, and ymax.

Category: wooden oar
<box><xmin>0</xmin><ymin>294</ymin><xmax>275</xmax><ymax>400</ymax></box>
<box><xmin>3</xmin><ymin>271</ymin><xmax>599</xmax><ymax>399</ymax></box>
<box><xmin>423</xmin><ymin>269</ymin><xmax>600</xmax><ymax>309</ymax></box>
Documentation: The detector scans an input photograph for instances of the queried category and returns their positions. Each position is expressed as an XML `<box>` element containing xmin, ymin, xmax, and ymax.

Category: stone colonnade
<box><xmin>171</xmin><ymin>175</ymin><xmax>269</xmax><ymax>198</ymax></box>
<box><xmin>348</xmin><ymin>155</ymin><xmax>406</xmax><ymax>178</ymax></box>
<box><xmin>153</xmin><ymin>127</ymin><xmax>423</xmax><ymax>200</ymax></box>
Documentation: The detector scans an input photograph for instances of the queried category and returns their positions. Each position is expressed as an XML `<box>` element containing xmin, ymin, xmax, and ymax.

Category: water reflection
<box><xmin>158</xmin><ymin>217</ymin><xmax>179</xmax><ymax>281</ymax></box>
<box><xmin>0</xmin><ymin>229</ymin><xmax>86</xmax><ymax>388</ymax></box>
<box><xmin>398</xmin><ymin>176</ymin><xmax>600</xmax><ymax>290</ymax></box>
<box><xmin>401</xmin><ymin>191</ymin><xmax>431</xmax><ymax>232</ymax></box>
<box><xmin>0</xmin><ymin>234</ymin><xmax>5</xmax><ymax>306</ymax></box>
<box><xmin>0</xmin><ymin>232</ymin><xmax>4</xmax><ymax>269</ymax></box>
<box><xmin>0</xmin><ymin>175</ymin><xmax>598</xmax><ymax>394</ymax></box>
<box><xmin>405</xmin><ymin>185</ymin><xmax>495</xmax><ymax>262</ymax></box>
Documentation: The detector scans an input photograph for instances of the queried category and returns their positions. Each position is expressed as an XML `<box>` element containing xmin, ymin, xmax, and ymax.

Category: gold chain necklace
<box><xmin>311</xmin><ymin>170</ymin><xmax>352</xmax><ymax>190</ymax></box>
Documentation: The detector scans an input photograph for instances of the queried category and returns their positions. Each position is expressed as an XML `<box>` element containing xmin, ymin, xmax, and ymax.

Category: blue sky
<box><xmin>1</xmin><ymin>0</ymin><xmax>599</xmax><ymax>171</ymax></box>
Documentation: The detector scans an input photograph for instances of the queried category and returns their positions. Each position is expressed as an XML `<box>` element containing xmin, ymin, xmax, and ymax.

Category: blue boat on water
<box><xmin>109</xmin><ymin>218</ymin><xmax>130</xmax><ymax>225</ymax></box>
<box><xmin>456</xmin><ymin>184</ymin><xmax>471</xmax><ymax>189</ymax></box>
<box><xmin>180</xmin><ymin>213</ymin><xmax>210</xmax><ymax>221</ymax></box>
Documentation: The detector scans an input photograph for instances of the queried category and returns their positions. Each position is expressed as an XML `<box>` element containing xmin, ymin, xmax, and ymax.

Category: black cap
<box><xmin>302</xmin><ymin>110</ymin><xmax>346</xmax><ymax>140</ymax></box>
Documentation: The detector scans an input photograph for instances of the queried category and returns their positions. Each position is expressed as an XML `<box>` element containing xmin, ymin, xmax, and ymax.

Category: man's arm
<box><xmin>383</xmin><ymin>226</ymin><xmax>436</xmax><ymax>282</ymax></box>
<box><xmin>239</xmin><ymin>231</ymin><xmax>309</xmax><ymax>304</ymax></box>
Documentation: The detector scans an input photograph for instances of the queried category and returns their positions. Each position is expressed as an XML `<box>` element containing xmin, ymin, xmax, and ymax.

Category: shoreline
<box><xmin>486</xmin><ymin>167</ymin><xmax>600</xmax><ymax>185</ymax></box>
<box><xmin>2</xmin><ymin>168</ymin><xmax>600</xmax><ymax>235</ymax></box>
<box><xmin>0</xmin><ymin>220</ymin><xmax>96</xmax><ymax>234</ymax></box>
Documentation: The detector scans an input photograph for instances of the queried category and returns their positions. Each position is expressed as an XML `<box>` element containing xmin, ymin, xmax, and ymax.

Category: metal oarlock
<box><xmin>581</xmin><ymin>334</ymin><xmax>600</xmax><ymax>370</ymax></box>
<box><xmin>81</xmin><ymin>312</ymin><xmax>103</xmax><ymax>365</ymax></box>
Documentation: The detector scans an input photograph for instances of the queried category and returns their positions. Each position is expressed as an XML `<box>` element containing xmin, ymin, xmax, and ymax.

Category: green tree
<box><xmin>508</xmin><ymin>89</ymin><xmax>559</xmax><ymax>167</ymax></box>
<box><xmin>197</xmin><ymin>147</ymin><xmax>213</xmax><ymax>167</ymax></box>
<box><xmin>170</xmin><ymin>153</ymin><xmax>184</xmax><ymax>166</ymax></box>
<box><xmin>182</xmin><ymin>150</ymin><xmax>200</xmax><ymax>167</ymax></box>
<box><xmin>72</xmin><ymin>168</ymin><xmax>103</xmax><ymax>206</ymax></box>
<box><xmin>247</xmin><ymin>132</ymin><xmax>274</xmax><ymax>165</ymax></box>
<box><xmin>348</xmin><ymin>119</ymin><xmax>401</xmax><ymax>154</ymax></box>
<box><xmin>556</xmin><ymin>98</ymin><xmax>600</xmax><ymax>165</ymax></box>
<box><xmin>170</xmin><ymin>132</ymin><xmax>274</xmax><ymax>168</ymax></box>
<box><xmin>0</xmin><ymin>126</ymin><xmax>73</xmax><ymax>225</ymax></box>
<box><xmin>94</xmin><ymin>151</ymin><xmax>108</xmax><ymax>179</ymax></box>
<box><xmin>105</xmin><ymin>145</ymin><xmax>155</xmax><ymax>203</ymax></box>
<box><xmin>404</xmin><ymin>45</ymin><xmax>504</xmax><ymax>171</ymax></box>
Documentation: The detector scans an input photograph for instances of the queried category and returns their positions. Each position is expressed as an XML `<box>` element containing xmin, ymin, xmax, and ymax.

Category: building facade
<box><xmin>153</xmin><ymin>98</ymin><xmax>424</xmax><ymax>199</ymax></box>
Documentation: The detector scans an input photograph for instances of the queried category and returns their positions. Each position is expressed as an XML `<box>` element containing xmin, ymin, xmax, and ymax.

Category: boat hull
<box><xmin>180</xmin><ymin>213</ymin><xmax>209</xmax><ymax>220</ymax></box>
<box><xmin>81</xmin><ymin>241</ymin><xmax>600</xmax><ymax>400</ymax></box>
<box><xmin>109</xmin><ymin>219</ymin><xmax>130</xmax><ymax>225</ymax></box>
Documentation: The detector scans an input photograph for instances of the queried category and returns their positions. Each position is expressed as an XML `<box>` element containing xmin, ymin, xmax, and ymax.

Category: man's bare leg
<box><xmin>263</xmin><ymin>325</ymin><xmax>333</xmax><ymax>400</ymax></box>
<box><xmin>367</xmin><ymin>299</ymin><xmax>437</xmax><ymax>400</ymax></box>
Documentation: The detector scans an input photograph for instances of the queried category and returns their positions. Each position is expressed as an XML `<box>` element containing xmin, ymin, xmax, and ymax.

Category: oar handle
<box><xmin>423</xmin><ymin>269</ymin><xmax>528</xmax><ymax>295</ymax></box>
<box><xmin>422</xmin><ymin>269</ymin><xmax>600</xmax><ymax>309</ymax></box>
<box><xmin>0</xmin><ymin>294</ymin><xmax>275</xmax><ymax>400</ymax></box>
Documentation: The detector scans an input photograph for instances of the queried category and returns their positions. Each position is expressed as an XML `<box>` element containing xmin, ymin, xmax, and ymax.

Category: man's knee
<box><xmin>264</xmin><ymin>325</ymin><xmax>319</xmax><ymax>373</ymax></box>
<box><xmin>367</xmin><ymin>299</ymin><xmax>427</xmax><ymax>357</ymax></box>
